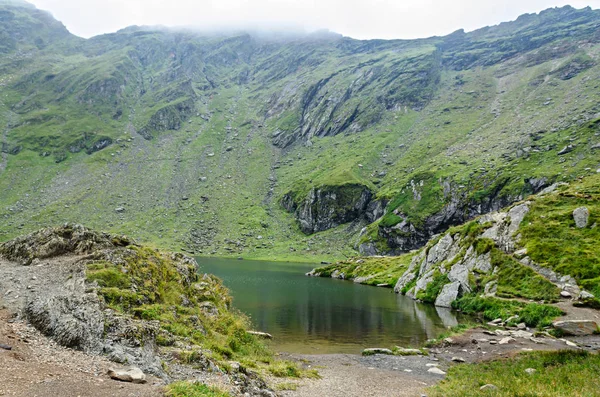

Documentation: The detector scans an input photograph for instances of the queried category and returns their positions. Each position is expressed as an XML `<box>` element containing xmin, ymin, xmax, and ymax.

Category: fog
<box><xmin>28</xmin><ymin>0</ymin><xmax>599</xmax><ymax>40</ymax></box>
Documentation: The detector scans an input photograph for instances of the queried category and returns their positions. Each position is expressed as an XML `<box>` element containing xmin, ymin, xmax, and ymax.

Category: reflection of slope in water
<box><xmin>199</xmin><ymin>257</ymin><xmax>464</xmax><ymax>353</ymax></box>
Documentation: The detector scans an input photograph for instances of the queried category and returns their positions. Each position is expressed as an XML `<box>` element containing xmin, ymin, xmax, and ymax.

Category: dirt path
<box><xmin>0</xmin><ymin>309</ymin><xmax>164</xmax><ymax>397</ymax></box>
<box><xmin>274</xmin><ymin>353</ymin><xmax>437</xmax><ymax>397</ymax></box>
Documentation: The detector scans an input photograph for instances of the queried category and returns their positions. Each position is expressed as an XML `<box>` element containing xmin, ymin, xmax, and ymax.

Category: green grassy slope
<box><xmin>0</xmin><ymin>1</ymin><xmax>599</xmax><ymax>261</ymax></box>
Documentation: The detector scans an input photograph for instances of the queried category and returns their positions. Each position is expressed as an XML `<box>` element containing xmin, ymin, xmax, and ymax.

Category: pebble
<box><xmin>480</xmin><ymin>384</ymin><xmax>498</xmax><ymax>391</ymax></box>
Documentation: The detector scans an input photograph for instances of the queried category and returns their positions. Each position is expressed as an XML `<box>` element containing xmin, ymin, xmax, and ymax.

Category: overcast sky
<box><xmin>28</xmin><ymin>0</ymin><xmax>599</xmax><ymax>40</ymax></box>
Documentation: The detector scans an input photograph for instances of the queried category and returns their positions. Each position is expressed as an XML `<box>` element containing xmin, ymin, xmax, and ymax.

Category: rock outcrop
<box><xmin>282</xmin><ymin>184</ymin><xmax>373</xmax><ymax>234</ymax></box>
<box><xmin>390</xmin><ymin>202</ymin><xmax>565</xmax><ymax>308</ymax></box>
<box><xmin>0</xmin><ymin>225</ymin><xmax>276</xmax><ymax>395</ymax></box>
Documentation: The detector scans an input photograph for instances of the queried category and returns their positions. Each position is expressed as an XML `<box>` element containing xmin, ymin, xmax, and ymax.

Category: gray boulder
<box><xmin>435</xmin><ymin>281</ymin><xmax>460</xmax><ymax>308</ymax></box>
<box><xmin>573</xmin><ymin>207</ymin><xmax>590</xmax><ymax>228</ymax></box>
<box><xmin>107</xmin><ymin>367</ymin><xmax>147</xmax><ymax>384</ymax></box>
<box><xmin>553</xmin><ymin>320</ymin><xmax>599</xmax><ymax>336</ymax></box>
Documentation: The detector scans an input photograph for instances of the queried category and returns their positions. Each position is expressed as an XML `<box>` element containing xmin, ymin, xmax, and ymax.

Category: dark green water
<box><xmin>197</xmin><ymin>257</ymin><xmax>462</xmax><ymax>354</ymax></box>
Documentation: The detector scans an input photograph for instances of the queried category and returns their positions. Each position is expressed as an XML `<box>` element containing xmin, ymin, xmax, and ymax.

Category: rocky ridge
<box><xmin>309</xmin><ymin>176</ymin><xmax>600</xmax><ymax>334</ymax></box>
<box><xmin>0</xmin><ymin>224</ymin><xmax>275</xmax><ymax>396</ymax></box>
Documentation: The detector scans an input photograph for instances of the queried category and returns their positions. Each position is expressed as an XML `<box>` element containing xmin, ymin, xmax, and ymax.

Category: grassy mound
<box><xmin>429</xmin><ymin>350</ymin><xmax>600</xmax><ymax>396</ymax></box>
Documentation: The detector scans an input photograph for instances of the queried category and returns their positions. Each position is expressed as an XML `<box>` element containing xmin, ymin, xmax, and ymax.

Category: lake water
<box><xmin>197</xmin><ymin>257</ymin><xmax>463</xmax><ymax>354</ymax></box>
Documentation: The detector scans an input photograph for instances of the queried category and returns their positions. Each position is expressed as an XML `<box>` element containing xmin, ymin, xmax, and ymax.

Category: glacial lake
<box><xmin>197</xmin><ymin>257</ymin><xmax>464</xmax><ymax>354</ymax></box>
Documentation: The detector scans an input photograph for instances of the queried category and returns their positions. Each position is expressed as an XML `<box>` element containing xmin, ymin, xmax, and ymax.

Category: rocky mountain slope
<box><xmin>310</xmin><ymin>173</ymin><xmax>600</xmax><ymax>328</ymax></box>
<box><xmin>0</xmin><ymin>1</ymin><xmax>600</xmax><ymax>260</ymax></box>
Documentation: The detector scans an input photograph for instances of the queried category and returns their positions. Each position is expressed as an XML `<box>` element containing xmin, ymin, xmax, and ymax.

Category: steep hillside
<box><xmin>311</xmin><ymin>173</ymin><xmax>600</xmax><ymax>324</ymax></box>
<box><xmin>0</xmin><ymin>1</ymin><xmax>599</xmax><ymax>260</ymax></box>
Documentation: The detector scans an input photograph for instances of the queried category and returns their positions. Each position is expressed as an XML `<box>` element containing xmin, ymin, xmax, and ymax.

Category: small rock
<box><xmin>499</xmin><ymin>337</ymin><xmax>515</xmax><ymax>345</ymax></box>
<box><xmin>579</xmin><ymin>290</ymin><xmax>595</xmax><ymax>299</ymax></box>
<box><xmin>560</xmin><ymin>290</ymin><xmax>572</xmax><ymax>298</ymax></box>
<box><xmin>427</xmin><ymin>367</ymin><xmax>446</xmax><ymax>375</ymax></box>
<box><xmin>517</xmin><ymin>323</ymin><xmax>527</xmax><ymax>330</ymax></box>
<box><xmin>525</xmin><ymin>368</ymin><xmax>537</xmax><ymax>375</ymax></box>
<box><xmin>115</xmin><ymin>207</ymin><xmax>125</xmax><ymax>213</ymax></box>
<box><xmin>491</xmin><ymin>318</ymin><xmax>503</xmax><ymax>324</ymax></box>
<box><xmin>558</xmin><ymin>145</ymin><xmax>574</xmax><ymax>155</ymax></box>
<box><xmin>0</xmin><ymin>343</ymin><xmax>12</xmax><ymax>350</ymax></box>
<box><xmin>443</xmin><ymin>337</ymin><xmax>454</xmax><ymax>345</ymax></box>
<box><xmin>247</xmin><ymin>331</ymin><xmax>273</xmax><ymax>339</ymax></box>
<box><xmin>480</xmin><ymin>384</ymin><xmax>498</xmax><ymax>391</ymax></box>
<box><xmin>362</xmin><ymin>348</ymin><xmax>393</xmax><ymax>355</ymax></box>
<box><xmin>107</xmin><ymin>367</ymin><xmax>147</xmax><ymax>384</ymax></box>
<box><xmin>451</xmin><ymin>356</ymin><xmax>466</xmax><ymax>363</ymax></box>
<box><xmin>565</xmin><ymin>340</ymin><xmax>578</xmax><ymax>347</ymax></box>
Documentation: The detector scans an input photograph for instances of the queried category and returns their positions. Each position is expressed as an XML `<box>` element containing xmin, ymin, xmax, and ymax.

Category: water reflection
<box><xmin>197</xmin><ymin>257</ymin><xmax>463</xmax><ymax>354</ymax></box>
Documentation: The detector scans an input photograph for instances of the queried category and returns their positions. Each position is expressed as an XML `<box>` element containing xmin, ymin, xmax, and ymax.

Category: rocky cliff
<box><xmin>310</xmin><ymin>174</ymin><xmax>600</xmax><ymax>319</ymax></box>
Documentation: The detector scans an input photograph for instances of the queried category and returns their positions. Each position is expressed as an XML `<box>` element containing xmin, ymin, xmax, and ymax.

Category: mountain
<box><xmin>0</xmin><ymin>1</ymin><xmax>599</xmax><ymax>261</ymax></box>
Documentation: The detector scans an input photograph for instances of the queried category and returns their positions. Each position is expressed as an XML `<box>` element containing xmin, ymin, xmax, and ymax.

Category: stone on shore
<box><xmin>553</xmin><ymin>320</ymin><xmax>599</xmax><ymax>336</ymax></box>
<box><xmin>427</xmin><ymin>367</ymin><xmax>446</xmax><ymax>375</ymax></box>
<box><xmin>362</xmin><ymin>348</ymin><xmax>393</xmax><ymax>355</ymax></box>
<box><xmin>107</xmin><ymin>367</ymin><xmax>147</xmax><ymax>384</ymax></box>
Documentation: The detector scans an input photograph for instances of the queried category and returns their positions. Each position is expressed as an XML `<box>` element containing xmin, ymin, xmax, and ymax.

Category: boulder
<box><xmin>435</xmin><ymin>281</ymin><xmax>460</xmax><ymax>308</ymax></box>
<box><xmin>553</xmin><ymin>320</ymin><xmax>599</xmax><ymax>336</ymax></box>
<box><xmin>573</xmin><ymin>207</ymin><xmax>589</xmax><ymax>228</ymax></box>
<box><xmin>395</xmin><ymin>348</ymin><xmax>423</xmax><ymax>356</ymax></box>
<box><xmin>107</xmin><ymin>367</ymin><xmax>147</xmax><ymax>384</ymax></box>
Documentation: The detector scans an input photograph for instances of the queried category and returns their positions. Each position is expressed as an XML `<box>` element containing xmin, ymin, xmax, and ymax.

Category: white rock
<box><xmin>107</xmin><ymin>367</ymin><xmax>147</xmax><ymax>384</ymax></box>
<box><xmin>427</xmin><ymin>367</ymin><xmax>446</xmax><ymax>375</ymax></box>
<box><xmin>525</xmin><ymin>368</ymin><xmax>537</xmax><ymax>375</ymax></box>
<box><xmin>560</xmin><ymin>290</ymin><xmax>572</xmax><ymax>298</ymax></box>
<box><xmin>579</xmin><ymin>290</ymin><xmax>594</xmax><ymax>300</ymax></box>
<box><xmin>480</xmin><ymin>384</ymin><xmax>498</xmax><ymax>391</ymax></box>
<box><xmin>499</xmin><ymin>337</ymin><xmax>515</xmax><ymax>345</ymax></box>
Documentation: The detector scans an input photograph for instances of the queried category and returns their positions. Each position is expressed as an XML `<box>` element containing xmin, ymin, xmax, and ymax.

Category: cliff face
<box><xmin>282</xmin><ymin>184</ymin><xmax>372</xmax><ymax>234</ymax></box>
<box><xmin>311</xmin><ymin>174</ymin><xmax>600</xmax><ymax>313</ymax></box>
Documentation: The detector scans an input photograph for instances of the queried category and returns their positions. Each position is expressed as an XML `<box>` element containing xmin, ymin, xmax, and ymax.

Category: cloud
<box><xmin>28</xmin><ymin>0</ymin><xmax>599</xmax><ymax>39</ymax></box>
